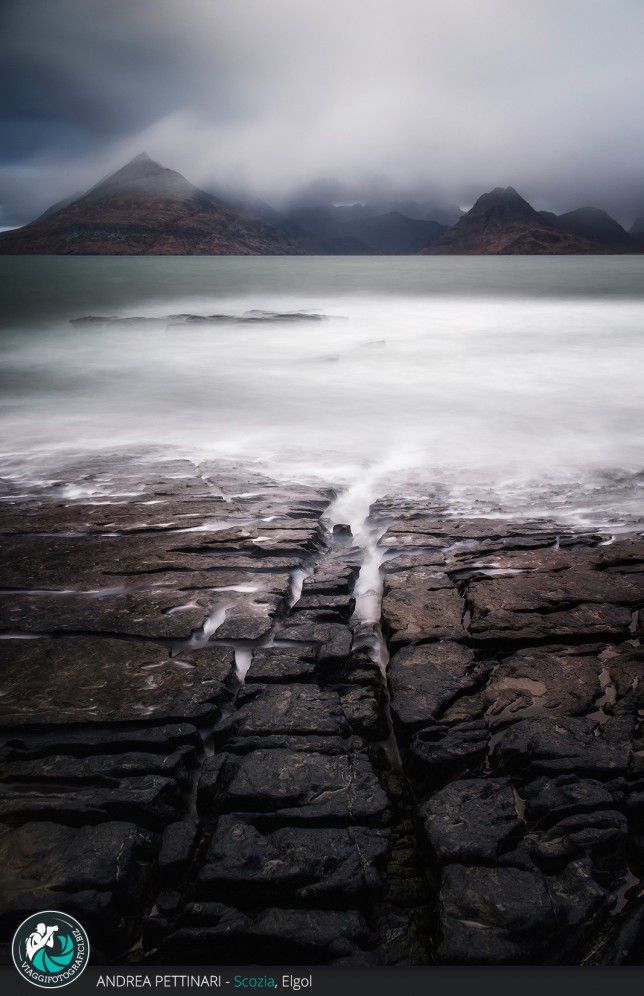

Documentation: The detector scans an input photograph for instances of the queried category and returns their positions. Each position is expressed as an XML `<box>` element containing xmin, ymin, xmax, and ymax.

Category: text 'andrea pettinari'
<box><xmin>96</xmin><ymin>975</ymin><xmax>313</xmax><ymax>990</ymax></box>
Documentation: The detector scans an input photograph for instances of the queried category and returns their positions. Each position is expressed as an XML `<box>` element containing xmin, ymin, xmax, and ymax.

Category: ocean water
<box><xmin>1</xmin><ymin>255</ymin><xmax>643</xmax><ymax>528</ymax></box>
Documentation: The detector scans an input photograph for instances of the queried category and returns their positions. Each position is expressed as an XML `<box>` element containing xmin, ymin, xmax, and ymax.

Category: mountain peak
<box><xmin>422</xmin><ymin>184</ymin><xmax>603</xmax><ymax>255</ymax></box>
<box><xmin>0</xmin><ymin>153</ymin><xmax>308</xmax><ymax>255</ymax></box>
<box><xmin>127</xmin><ymin>152</ymin><xmax>155</xmax><ymax>166</ymax></box>
<box><xmin>84</xmin><ymin>153</ymin><xmax>200</xmax><ymax>203</ymax></box>
<box><xmin>488</xmin><ymin>185</ymin><xmax>520</xmax><ymax>198</ymax></box>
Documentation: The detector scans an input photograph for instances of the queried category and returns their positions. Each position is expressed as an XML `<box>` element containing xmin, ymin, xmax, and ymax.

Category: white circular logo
<box><xmin>12</xmin><ymin>911</ymin><xmax>90</xmax><ymax>988</ymax></box>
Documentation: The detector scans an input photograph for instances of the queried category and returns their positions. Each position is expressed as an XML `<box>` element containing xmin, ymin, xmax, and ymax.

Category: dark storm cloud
<box><xmin>1</xmin><ymin>0</ymin><xmax>644</xmax><ymax>226</ymax></box>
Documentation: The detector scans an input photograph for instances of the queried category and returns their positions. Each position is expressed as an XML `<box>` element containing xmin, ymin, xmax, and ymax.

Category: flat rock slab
<box><xmin>199</xmin><ymin>816</ymin><xmax>389</xmax><ymax>903</ymax></box>
<box><xmin>437</xmin><ymin>860</ymin><xmax>605</xmax><ymax>964</ymax></box>
<box><xmin>0</xmin><ymin>639</ymin><xmax>235</xmax><ymax>726</ymax></box>
<box><xmin>0</xmin><ymin>747</ymin><xmax>193</xmax><ymax>785</ymax></box>
<box><xmin>246</xmin><ymin>647</ymin><xmax>317</xmax><ymax>683</ymax></box>
<box><xmin>382</xmin><ymin>585</ymin><xmax>466</xmax><ymax>646</ymax></box>
<box><xmin>0</xmin><ymin>585</ymin><xmax>284</xmax><ymax>643</ymax></box>
<box><xmin>494</xmin><ymin>716</ymin><xmax>631</xmax><ymax>777</ymax></box>
<box><xmin>383</xmin><ymin>569</ymin><xmax>454</xmax><ymax>592</ymax></box>
<box><xmin>420</xmin><ymin>777</ymin><xmax>523</xmax><ymax>864</ymax></box>
<box><xmin>0</xmin><ymin>821</ymin><xmax>157</xmax><ymax>909</ymax></box>
<box><xmin>295</xmin><ymin>593</ymin><xmax>356</xmax><ymax>622</ymax></box>
<box><xmin>0</xmin><ymin>723</ymin><xmax>200</xmax><ymax>760</ymax></box>
<box><xmin>388</xmin><ymin>642</ymin><xmax>487</xmax><ymax>736</ymax></box>
<box><xmin>465</xmin><ymin>572</ymin><xmax>641</xmax><ymax>641</ymax></box>
<box><xmin>0</xmin><ymin>498</ymin><xmax>252</xmax><ymax>535</ymax></box>
<box><xmin>214</xmin><ymin>593</ymin><xmax>283</xmax><ymax>640</ymax></box>
<box><xmin>408</xmin><ymin>721</ymin><xmax>489</xmax><ymax>790</ymax></box>
<box><xmin>0</xmin><ymin>532</ymin><xmax>308</xmax><ymax>590</ymax></box>
<box><xmin>246</xmin><ymin>907</ymin><xmax>370</xmax><ymax>960</ymax></box>
<box><xmin>211</xmin><ymin>748</ymin><xmax>389</xmax><ymax>823</ymax></box>
<box><xmin>0</xmin><ymin>773</ymin><xmax>180</xmax><ymax>829</ymax></box>
<box><xmin>275</xmin><ymin>619</ymin><xmax>353</xmax><ymax>664</ymax></box>
<box><xmin>226</xmin><ymin>684</ymin><xmax>351</xmax><ymax>738</ymax></box>
<box><xmin>481</xmin><ymin>646</ymin><xmax>604</xmax><ymax>718</ymax></box>
<box><xmin>0</xmin><ymin>590</ymin><xmax>211</xmax><ymax>639</ymax></box>
<box><xmin>302</xmin><ymin>563</ymin><xmax>360</xmax><ymax>596</ymax></box>
<box><xmin>149</xmin><ymin>905</ymin><xmax>371</xmax><ymax>965</ymax></box>
<box><xmin>459</xmin><ymin>540</ymin><xmax>644</xmax><ymax>576</ymax></box>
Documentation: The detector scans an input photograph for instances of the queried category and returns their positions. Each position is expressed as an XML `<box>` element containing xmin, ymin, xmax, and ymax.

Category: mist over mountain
<box><xmin>539</xmin><ymin>207</ymin><xmax>640</xmax><ymax>252</ymax></box>
<box><xmin>0</xmin><ymin>154</ymin><xmax>310</xmax><ymax>255</ymax></box>
<box><xmin>1</xmin><ymin>156</ymin><xmax>642</xmax><ymax>256</ymax></box>
<box><xmin>1</xmin><ymin>1</ymin><xmax>644</xmax><ymax>231</ymax></box>
<box><xmin>629</xmin><ymin>215</ymin><xmax>644</xmax><ymax>241</ymax></box>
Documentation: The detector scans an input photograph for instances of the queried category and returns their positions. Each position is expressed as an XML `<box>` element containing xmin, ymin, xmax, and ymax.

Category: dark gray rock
<box><xmin>523</xmin><ymin>776</ymin><xmax>617</xmax><ymax>829</ymax></box>
<box><xmin>196</xmin><ymin>754</ymin><xmax>228</xmax><ymax>812</ymax></box>
<box><xmin>481</xmin><ymin>646</ymin><xmax>603</xmax><ymax>718</ymax></box>
<box><xmin>0</xmin><ymin>723</ymin><xmax>200</xmax><ymax>760</ymax></box>
<box><xmin>225</xmin><ymin>684</ymin><xmax>350</xmax><ymax>738</ymax></box>
<box><xmin>420</xmin><ymin>777</ymin><xmax>523</xmax><ymax>864</ymax></box>
<box><xmin>295</xmin><ymin>594</ymin><xmax>356</xmax><ymax>622</ymax></box>
<box><xmin>158</xmin><ymin>818</ymin><xmax>200</xmax><ymax>884</ymax></box>
<box><xmin>0</xmin><ymin>774</ymin><xmax>181</xmax><ymax>829</ymax></box>
<box><xmin>247</xmin><ymin>908</ymin><xmax>370</xmax><ymax>961</ymax></box>
<box><xmin>437</xmin><ymin>864</ymin><xmax>555</xmax><ymax>963</ymax></box>
<box><xmin>276</xmin><ymin>620</ymin><xmax>353</xmax><ymax>664</ymax></box>
<box><xmin>438</xmin><ymin>857</ymin><xmax>609</xmax><ymax>964</ymax></box>
<box><xmin>494</xmin><ymin>716</ymin><xmax>631</xmax><ymax>777</ymax></box>
<box><xmin>0</xmin><ymin>640</ymin><xmax>236</xmax><ymax>726</ymax></box>
<box><xmin>339</xmin><ymin>686</ymin><xmax>388</xmax><ymax>739</ymax></box>
<box><xmin>316</xmin><ymin>648</ymin><xmax>383</xmax><ymax>688</ymax></box>
<box><xmin>532</xmin><ymin>816</ymin><xmax>628</xmax><ymax>871</ymax></box>
<box><xmin>199</xmin><ymin>817</ymin><xmax>389</xmax><ymax>903</ymax></box>
<box><xmin>211</xmin><ymin>748</ymin><xmax>389</xmax><ymax>823</ymax></box>
<box><xmin>0</xmin><ymin>888</ymin><xmax>134</xmax><ymax>956</ymax></box>
<box><xmin>0</xmin><ymin>747</ymin><xmax>194</xmax><ymax>786</ymax></box>
<box><xmin>388</xmin><ymin>642</ymin><xmax>487</xmax><ymax>738</ymax></box>
<box><xmin>0</xmin><ymin>821</ymin><xmax>157</xmax><ymax>912</ymax></box>
<box><xmin>246</xmin><ymin>647</ymin><xmax>317</xmax><ymax>683</ymax></box>
<box><xmin>213</xmin><ymin>593</ymin><xmax>284</xmax><ymax>640</ymax></box>
<box><xmin>407</xmin><ymin>721</ymin><xmax>489</xmax><ymax>790</ymax></box>
<box><xmin>382</xmin><ymin>586</ymin><xmax>466</xmax><ymax>646</ymax></box>
<box><xmin>0</xmin><ymin>590</ymin><xmax>213</xmax><ymax>639</ymax></box>
<box><xmin>302</xmin><ymin>563</ymin><xmax>359</xmax><ymax>596</ymax></box>
<box><xmin>221</xmin><ymin>735</ymin><xmax>353</xmax><ymax>756</ymax></box>
<box><xmin>465</xmin><ymin>572</ymin><xmax>638</xmax><ymax>642</ymax></box>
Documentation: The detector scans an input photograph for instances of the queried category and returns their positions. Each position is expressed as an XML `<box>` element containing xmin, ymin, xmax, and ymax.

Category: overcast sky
<box><xmin>1</xmin><ymin>0</ymin><xmax>643</xmax><ymax>226</ymax></box>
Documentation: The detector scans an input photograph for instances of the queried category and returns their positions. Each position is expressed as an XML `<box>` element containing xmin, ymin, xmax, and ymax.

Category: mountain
<box><xmin>206</xmin><ymin>194</ymin><xmax>375</xmax><ymax>254</ymax></box>
<box><xmin>2</xmin><ymin>160</ymin><xmax>639</xmax><ymax>256</ymax></box>
<box><xmin>629</xmin><ymin>215</ymin><xmax>644</xmax><ymax>242</ymax></box>
<box><xmin>0</xmin><ymin>154</ymin><xmax>309</xmax><ymax>255</ymax></box>
<box><xmin>421</xmin><ymin>186</ymin><xmax>603</xmax><ymax>255</ymax></box>
<box><xmin>539</xmin><ymin>206</ymin><xmax>640</xmax><ymax>252</ymax></box>
<box><xmin>284</xmin><ymin>203</ymin><xmax>445</xmax><ymax>253</ymax></box>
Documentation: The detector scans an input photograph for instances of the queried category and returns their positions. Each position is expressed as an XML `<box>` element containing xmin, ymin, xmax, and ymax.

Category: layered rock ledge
<box><xmin>0</xmin><ymin>463</ymin><xmax>642</xmax><ymax>965</ymax></box>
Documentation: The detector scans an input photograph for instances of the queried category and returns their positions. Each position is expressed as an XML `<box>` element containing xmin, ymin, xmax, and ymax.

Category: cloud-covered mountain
<box><xmin>0</xmin><ymin>154</ymin><xmax>309</xmax><ymax>255</ymax></box>
<box><xmin>421</xmin><ymin>187</ymin><xmax>605</xmax><ymax>255</ymax></box>
<box><xmin>1</xmin><ymin>158</ymin><xmax>641</xmax><ymax>256</ymax></box>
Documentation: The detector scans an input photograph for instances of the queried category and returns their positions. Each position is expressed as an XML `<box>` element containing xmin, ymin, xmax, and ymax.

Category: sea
<box><xmin>1</xmin><ymin>254</ymin><xmax>643</xmax><ymax>531</ymax></box>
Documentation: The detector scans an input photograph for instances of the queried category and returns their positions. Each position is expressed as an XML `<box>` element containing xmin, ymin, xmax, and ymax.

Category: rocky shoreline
<box><xmin>0</xmin><ymin>462</ymin><xmax>643</xmax><ymax>966</ymax></box>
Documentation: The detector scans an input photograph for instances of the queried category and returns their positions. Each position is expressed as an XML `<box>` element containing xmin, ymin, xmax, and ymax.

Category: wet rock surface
<box><xmin>0</xmin><ymin>464</ymin><xmax>642</xmax><ymax>964</ymax></box>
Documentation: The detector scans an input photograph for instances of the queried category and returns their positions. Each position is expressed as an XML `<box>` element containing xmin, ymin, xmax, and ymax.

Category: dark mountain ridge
<box><xmin>1</xmin><ymin>157</ymin><xmax>642</xmax><ymax>255</ymax></box>
<box><xmin>284</xmin><ymin>204</ymin><xmax>446</xmax><ymax>253</ymax></box>
<box><xmin>0</xmin><ymin>154</ymin><xmax>309</xmax><ymax>255</ymax></box>
<box><xmin>421</xmin><ymin>187</ymin><xmax>605</xmax><ymax>255</ymax></box>
<box><xmin>539</xmin><ymin>206</ymin><xmax>640</xmax><ymax>252</ymax></box>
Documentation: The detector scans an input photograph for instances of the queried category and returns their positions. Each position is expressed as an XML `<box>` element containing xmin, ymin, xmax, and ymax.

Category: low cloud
<box><xmin>1</xmin><ymin>0</ymin><xmax>643</xmax><ymax>225</ymax></box>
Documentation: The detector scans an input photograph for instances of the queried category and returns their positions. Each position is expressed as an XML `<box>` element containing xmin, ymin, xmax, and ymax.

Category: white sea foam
<box><xmin>1</xmin><ymin>257</ymin><xmax>643</xmax><ymax>526</ymax></box>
